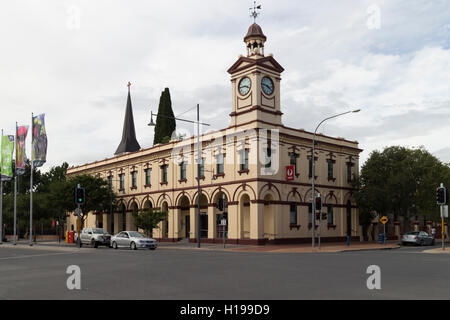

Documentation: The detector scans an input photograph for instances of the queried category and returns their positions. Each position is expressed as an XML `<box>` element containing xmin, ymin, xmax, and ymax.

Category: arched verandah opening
<box><xmin>178</xmin><ymin>195</ymin><xmax>190</xmax><ymax>239</ymax></box>
<box><xmin>193</xmin><ymin>194</ymin><xmax>209</xmax><ymax>239</ymax></box>
<box><xmin>240</xmin><ymin>194</ymin><xmax>251</xmax><ymax>239</ymax></box>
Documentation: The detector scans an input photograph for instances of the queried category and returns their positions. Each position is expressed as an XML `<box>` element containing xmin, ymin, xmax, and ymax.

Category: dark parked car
<box><xmin>401</xmin><ymin>231</ymin><xmax>435</xmax><ymax>246</ymax></box>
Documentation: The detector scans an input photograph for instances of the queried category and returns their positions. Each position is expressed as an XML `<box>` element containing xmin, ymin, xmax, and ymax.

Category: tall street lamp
<box><xmin>149</xmin><ymin>104</ymin><xmax>210</xmax><ymax>248</ymax></box>
<box><xmin>311</xmin><ymin>109</ymin><xmax>361</xmax><ymax>249</ymax></box>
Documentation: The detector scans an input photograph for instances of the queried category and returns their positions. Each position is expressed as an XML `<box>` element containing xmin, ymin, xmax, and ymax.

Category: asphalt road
<box><xmin>0</xmin><ymin>244</ymin><xmax>448</xmax><ymax>300</ymax></box>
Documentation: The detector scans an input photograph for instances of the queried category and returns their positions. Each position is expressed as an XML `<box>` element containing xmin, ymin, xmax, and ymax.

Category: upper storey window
<box><xmin>216</xmin><ymin>153</ymin><xmax>225</xmax><ymax>175</ymax></box>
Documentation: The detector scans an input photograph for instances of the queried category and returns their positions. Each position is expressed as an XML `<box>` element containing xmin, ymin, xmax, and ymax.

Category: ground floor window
<box><xmin>290</xmin><ymin>203</ymin><xmax>297</xmax><ymax>225</ymax></box>
<box><xmin>308</xmin><ymin>203</ymin><xmax>313</xmax><ymax>224</ymax></box>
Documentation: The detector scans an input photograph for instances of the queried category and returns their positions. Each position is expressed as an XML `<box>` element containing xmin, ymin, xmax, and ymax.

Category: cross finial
<box><xmin>127</xmin><ymin>82</ymin><xmax>131</xmax><ymax>92</ymax></box>
<box><xmin>249</xmin><ymin>1</ymin><xmax>262</xmax><ymax>23</ymax></box>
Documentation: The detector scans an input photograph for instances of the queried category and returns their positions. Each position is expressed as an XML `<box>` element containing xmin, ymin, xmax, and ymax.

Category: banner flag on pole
<box><xmin>1</xmin><ymin>134</ymin><xmax>15</xmax><ymax>181</ymax></box>
<box><xmin>32</xmin><ymin>114</ymin><xmax>47</xmax><ymax>168</ymax></box>
<box><xmin>16</xmin><ymin>125</ymin><xmax>29</xmax><ymax>176</ymax></box>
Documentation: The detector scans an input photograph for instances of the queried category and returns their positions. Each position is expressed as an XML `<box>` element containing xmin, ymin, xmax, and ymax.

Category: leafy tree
<box><xmin>353</xmin><ymin>146</ymin><xmax>450</xmax><ymax>232</ymax></box>
<box><xmin>153</xmin><ymin>88</ymin><xmax>176</xmax><ymax>145</ymax></box>
<box><xmin>56</xmin><ymin>174</ymin><xmax>118</xmax><ymax>229</ymax></box>
<box><xmin>132</xmin><ymin>207</ymin><xmax>168</xmax><ymax>237</ymax></box>
<box><xmin>1</xmin><ymin>162</ymin><xmax>119</xmax><ymax>237</ymax></box>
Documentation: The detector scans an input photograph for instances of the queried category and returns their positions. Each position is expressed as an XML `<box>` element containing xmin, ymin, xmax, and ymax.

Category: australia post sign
<box><xmin>286</xmin><ymin>166</ymin><xmax>295</xmax><ymax>181</ymax></box>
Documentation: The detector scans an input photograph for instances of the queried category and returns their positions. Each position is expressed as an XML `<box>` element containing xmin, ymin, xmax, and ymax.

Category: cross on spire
<box><xmin>249</xmin><ymin>1</ymin><xmax>262</xmax><ymax>23</ymax></box>
<box><xmin>127</xmin><ymin>81</ymin><xmax>132</xmax><ymax>92</ymax></box>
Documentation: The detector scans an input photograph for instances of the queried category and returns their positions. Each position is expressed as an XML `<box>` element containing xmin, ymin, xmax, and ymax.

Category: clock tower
<box><xmin>228</xmin><ymin>23</ymin><xmax>285</xmax><ymax>128</ymax></box>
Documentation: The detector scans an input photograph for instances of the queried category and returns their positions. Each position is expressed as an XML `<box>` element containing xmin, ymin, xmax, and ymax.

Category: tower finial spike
<box><xmin>249</xmin><ymin>1</ymin><xmax>262</xmax><ymax>23</ymax></box>
<box><xmin>127</xmin><ymin>81</ymin><xmax>131</xmax><ymax>92</ymax></box>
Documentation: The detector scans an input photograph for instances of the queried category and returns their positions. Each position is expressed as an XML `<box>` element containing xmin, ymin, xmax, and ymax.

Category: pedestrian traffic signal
<box><xmin>315</xmin><ymin>211</ymin><xmax>321</xmax><ymax>220</ymax></box>
<box><xmin>437</xmin><ymin>187</ymin><xmax>447</xmax><ymax>205</ymax></box>
<box><xmin>75</xmin><ymin>187</ymin><xmax>85</xmax><ymax>205</ymax></box>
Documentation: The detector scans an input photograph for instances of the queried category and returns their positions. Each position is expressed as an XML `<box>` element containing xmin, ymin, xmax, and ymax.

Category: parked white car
<box><xmin>111</xmin><ymin>231</ymin><xmax>158</xmax><ymax>250</ymax></box>
<box><xmin>79</xmin><ymin>228</ymin><xmax>111</xmax><ymax>248</ymax></box>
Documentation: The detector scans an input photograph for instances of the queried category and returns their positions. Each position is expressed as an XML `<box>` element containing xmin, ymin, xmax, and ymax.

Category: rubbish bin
<box><xmin>378</xmin><ymin>234</ymin><xmax>385</xmax><ymax>244</ymax></box>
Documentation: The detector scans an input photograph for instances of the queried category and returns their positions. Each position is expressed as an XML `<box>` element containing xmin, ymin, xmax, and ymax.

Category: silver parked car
<box><xmin>401</xmin><ymin>231</ymin><xmax>435</xmax><ymax>246</ymax></box>
<box><xmin>79</xmin><ymin>228</ymin><xmax>111</xmax><ymax>248</ymax></box>
<box><xmin>111</xmin><ymin>231</ymin><xmax>158</xmax><ymax>250</ymax></box>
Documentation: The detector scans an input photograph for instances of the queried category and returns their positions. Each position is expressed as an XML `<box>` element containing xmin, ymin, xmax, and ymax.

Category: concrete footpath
<box><xmin>225</xmin><ymin>241</ymin><xmax>400</xmax><ymax>253</ymax></box>
<box><xmin>423</xmin><ymin>247</ymin><xmax>450</xmax><ymax>254</ymax></box>
<box><xmin>0</xmin><ymin>239</ymin><xmax>400</xmax><ymax>253</ymax></box>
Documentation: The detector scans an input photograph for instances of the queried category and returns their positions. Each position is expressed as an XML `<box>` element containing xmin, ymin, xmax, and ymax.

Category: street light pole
<box><xmin>196</xmin><ymin>104</ymin><xmax>201</xmax><ymax>248</ymax></box>
<box><xmin>149</xmin><ymin>105</ymin><xmax>210</xmax><ymax>249</ymax></box>
<box><xmin>311</xmin><ymin>109</ymin><xmax>361</xmax><ymax>249</ymax></box>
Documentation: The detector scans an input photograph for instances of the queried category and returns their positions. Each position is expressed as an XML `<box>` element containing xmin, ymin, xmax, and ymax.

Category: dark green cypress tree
<box><xmin>153</xmin><ymin>88</ymin><xmax>176</xmax><ymax>145</ymax></box>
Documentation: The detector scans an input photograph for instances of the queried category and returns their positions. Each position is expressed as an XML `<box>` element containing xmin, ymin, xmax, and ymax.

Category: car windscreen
<box><xmin>405</xmin><ymin>232</ymin><xmax>420</xmax><ymax>235</ymax></box>
<box><xmin>128</xmin><ymin>232</ymin><xmax>144</xmax><ymax>238</ymax></box>
<box><xmin>92</xmin><ymin>229</ymin><xmax>107</xmax><ymax>234</ymax></box>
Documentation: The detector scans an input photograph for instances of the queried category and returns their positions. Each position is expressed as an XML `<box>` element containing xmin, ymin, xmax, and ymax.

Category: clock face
<box><xmin>261</xmin><ymin>77</ymin><xmax>274</xmax><ymax>95</ymax></box>
<box><xmin>238</xmin><ymin>77</ymin><xmax>251</xmax><ymax>96</ymax></box>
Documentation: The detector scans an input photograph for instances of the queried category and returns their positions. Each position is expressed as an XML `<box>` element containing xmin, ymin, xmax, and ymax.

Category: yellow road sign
<box><xmin>380</xmin><ymin>216</ymin><xmax>389</xmax><ymax>225</ymax></box>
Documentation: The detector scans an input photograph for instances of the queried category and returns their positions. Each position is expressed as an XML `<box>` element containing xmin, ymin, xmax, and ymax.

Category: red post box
<box><xmin>68</xmin><ymin>231</ymin><xmax>74</xmax><ymax>244</ymax></box>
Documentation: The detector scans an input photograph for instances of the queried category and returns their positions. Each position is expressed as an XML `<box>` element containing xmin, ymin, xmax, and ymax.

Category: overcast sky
<box><xmin>1</xmin><ymin>0</ymin><xmax>449</xmax><ymax>171</ymax></box>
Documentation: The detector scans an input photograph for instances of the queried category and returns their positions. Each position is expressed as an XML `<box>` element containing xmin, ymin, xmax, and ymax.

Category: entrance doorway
<box><xmin>185</xmin><ymin>215</ymin><xmax>190</xmax><ymax>239</ymax></box>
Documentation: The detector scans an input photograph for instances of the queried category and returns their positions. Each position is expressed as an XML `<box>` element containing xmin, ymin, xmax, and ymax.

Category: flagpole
<box><xmin>13</xmin><ymin>122</ymin><xmax>17</xmax><ymax>245</ymax></box>
<box><xmin>29</xmin><ymin>114</ymin><xmax>33</xmax><ymax>246</ymax></box>
<box><xmin>0</xmin><ymin>129</ymin><xmax>3</xmax><ymax>245</ymax></box>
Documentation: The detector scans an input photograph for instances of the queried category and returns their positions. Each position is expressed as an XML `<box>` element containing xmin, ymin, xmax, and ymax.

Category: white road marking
<box><xmin>0</xmin><ymin>252</ymin><xmax>80</xmax><ymax>261</ymax></box>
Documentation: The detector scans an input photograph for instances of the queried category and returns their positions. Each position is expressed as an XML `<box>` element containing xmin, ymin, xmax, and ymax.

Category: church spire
<box><xmin>115</xmin><ymin>82</ymin><xmax>141</xmax><ymax>155</ymax></box>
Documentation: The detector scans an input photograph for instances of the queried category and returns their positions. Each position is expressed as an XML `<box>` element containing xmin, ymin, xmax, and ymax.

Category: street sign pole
<box><xmin>441</xmin><ymin>205</ymin><xmax>445</xmax><ymax>251</ymax></box>
<box><xmin>318</xmin><ymin>210</ymin><xmax>321</xmax><ymax>250</ymax></box>
<box><xmin>380</xmin><ymin>216</ymin><xmax>389</xmax><ymax>245</ymax></box>
<box><xmin>222</xmin><ymin>219</ymin><xmax>226</xmax><ymax>249</ymax></box>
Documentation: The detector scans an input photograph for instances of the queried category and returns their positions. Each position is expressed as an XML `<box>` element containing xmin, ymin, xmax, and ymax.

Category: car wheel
<box><xmin>112</xmin><ymin>241</ymin><xmax>118</xmax><ymax>249</ymax></box>
<box><xmin>130</xmin><ymin>242</ymin><xmax>137</xmax><ymax>250</ymax></box>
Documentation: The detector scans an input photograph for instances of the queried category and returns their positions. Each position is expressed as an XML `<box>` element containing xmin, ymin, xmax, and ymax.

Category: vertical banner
<box><xmin>32</xmin><ymin>114</ymin><xmax>47</xmax><ymax>168</ymax></box>
<box><xmin>16</xmin><ymin>125</ymin><xmax>29</xmax><ymax>176</ymax></box>
<box><xmin>1</xmin><ymin>135</ymin><xmax>15</xmax><ymax>181</ymax></box>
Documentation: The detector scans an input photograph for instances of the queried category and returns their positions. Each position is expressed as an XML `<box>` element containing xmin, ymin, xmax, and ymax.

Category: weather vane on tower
<box><xmin>249</xmin><ymin>1</ymin><xmax>262</xmax><ymax>23</ymax></box>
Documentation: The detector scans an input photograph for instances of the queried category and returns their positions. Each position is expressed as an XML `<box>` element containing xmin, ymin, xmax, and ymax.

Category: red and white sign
<box><xmin>286</xmin><ymin>166</ymin><xmax>295</xmax><ymax>181</ymax></box>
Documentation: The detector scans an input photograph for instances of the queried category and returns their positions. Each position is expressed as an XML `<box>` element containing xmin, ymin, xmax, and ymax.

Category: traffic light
<box><xmin>315</xmin><ymin>195</ymin><xmax>322</xmax><ymax>211</ymax></box>
<box><xmin>315</xmin><ymin>211</ymin><xmax>321</xmax><ymax>220</ymax></box>
<box><xmin>437</xmin><ymin>187</ymin><xmax>447</xmax><ymax>205</ymax></box>
<box><xmin>75</xmin><ymin>187</ymin><xmax>85</xmax><ymax>206</ymax></box>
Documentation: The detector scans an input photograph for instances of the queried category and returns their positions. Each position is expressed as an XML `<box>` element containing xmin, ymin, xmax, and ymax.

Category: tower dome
<box><xmin>244</xmin><ymin>23</ymin><xmax>267</xmax><ymax>57</ymax></box>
